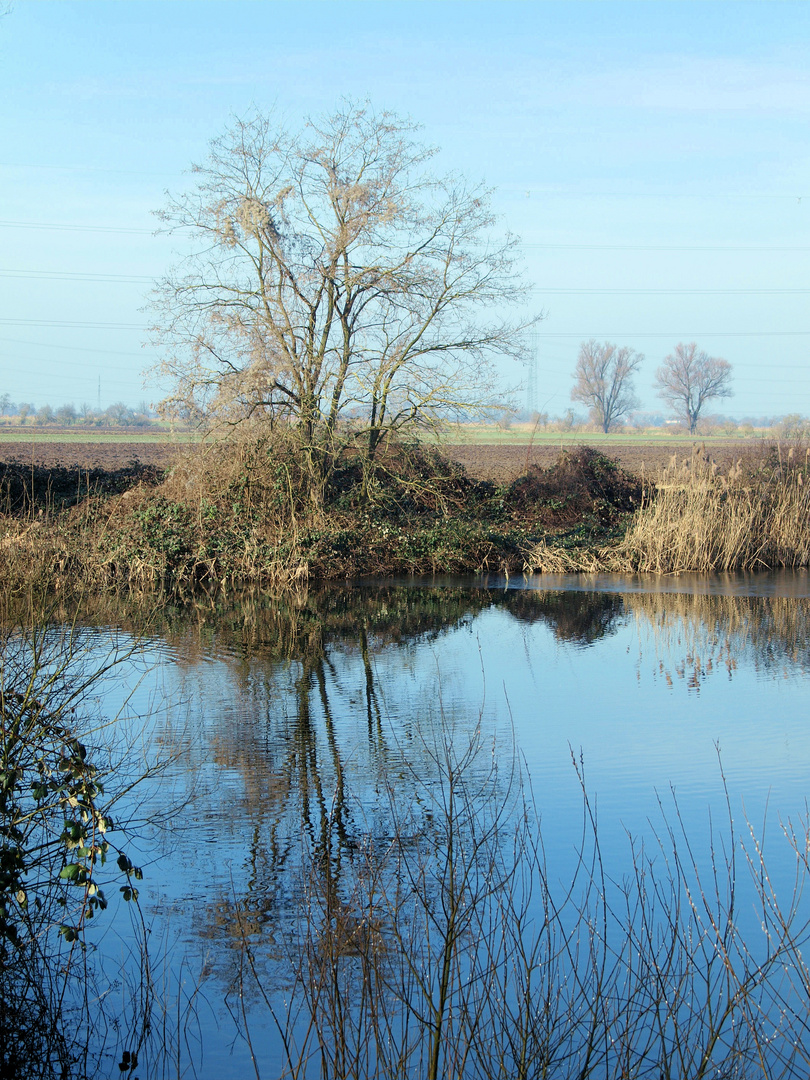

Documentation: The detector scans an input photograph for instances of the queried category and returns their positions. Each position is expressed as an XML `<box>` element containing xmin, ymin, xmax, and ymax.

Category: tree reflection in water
<box><xmin>12</xmin><ymin>580</ymin><xmax>810</xmax><ymax>1077</ymax></box>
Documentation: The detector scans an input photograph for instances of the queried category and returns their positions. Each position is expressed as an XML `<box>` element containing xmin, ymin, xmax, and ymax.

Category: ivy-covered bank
<box><xmin>0</xmin><ymin>444</ymin><xmax>643</xmax><ymax>594</ymax></box>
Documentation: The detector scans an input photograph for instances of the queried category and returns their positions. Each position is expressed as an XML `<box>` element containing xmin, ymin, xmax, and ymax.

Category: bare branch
<box><xmin>148</xmin><ymin>102</ymin><xmax>538</xmax><ymax>497</ymax></box>
<box><xmin>571</xmin><ymin>340</ymin><xmax>643</xmax><ymax>433</ymax></box>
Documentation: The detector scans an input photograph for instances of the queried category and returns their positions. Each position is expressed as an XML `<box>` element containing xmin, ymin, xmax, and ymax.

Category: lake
<box><xmin>6</xmin><ymin>571</ymin><xmax>810</xmax><ymax>1078</ymax></box>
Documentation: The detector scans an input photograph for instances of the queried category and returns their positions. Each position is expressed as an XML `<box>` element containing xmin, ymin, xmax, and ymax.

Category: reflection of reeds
<box><xmin>620</xmin><ymin>589</ymin><xmax>810</xmax><ymax>688</ymax></box>
<box><xmin>233</xmin><ymin>728</ymin><xmax>810</xmax><ymax>1080</ymax></box>
<box><xmin>624</xmin><ymin>589</ymin><xmax>810</xmax><ymax>657</ymax></box>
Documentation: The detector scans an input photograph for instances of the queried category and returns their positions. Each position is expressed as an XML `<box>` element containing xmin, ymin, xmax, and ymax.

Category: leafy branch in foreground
<box><xmin>0</xmin><ymin>615</ymin><xmax>164</xmax><ymax>1079</ymax></box>
<box><xmin>0</xmin><ymin>623</ymin><xmax>147</xmax><ymax>949</ymax></box>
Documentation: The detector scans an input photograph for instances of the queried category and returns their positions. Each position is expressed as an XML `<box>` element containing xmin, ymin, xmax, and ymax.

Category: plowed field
<box><xmin>443</xmin><ymin>440</ymin><xmax>752</xmax><ymax>482</ymax></box>
<box><xmin>0</xmin><ymin>441</ymin><xmax>179</xmax><ymax>471</ymax></box>
<box><xmin>0</xmin><ymin>438</ymin><xmax>755</xmax><ymax>483</ymax></box>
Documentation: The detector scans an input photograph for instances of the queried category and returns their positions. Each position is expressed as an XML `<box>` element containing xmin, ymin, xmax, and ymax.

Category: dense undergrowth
<box><xmin>0</xmin><ymin>439</ymin><xmax>641</xmax><ymax>593</ymax></box>
<box><xmin>2</xmin><ymin>435</ymin><xmax>809</xmax><ymax>593</ymax></box>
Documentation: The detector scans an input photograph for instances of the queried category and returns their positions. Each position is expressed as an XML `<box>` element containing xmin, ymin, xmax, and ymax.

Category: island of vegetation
<box><xmin>2</xmin><ymin>104</ymin><xmax>809</xmax><ymax>597</ymax></box>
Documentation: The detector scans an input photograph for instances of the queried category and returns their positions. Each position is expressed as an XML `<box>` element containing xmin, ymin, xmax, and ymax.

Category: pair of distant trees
<box><xmin>571</xmin><ymin>341</ymin><xmax>733</xmax><ymax>434</ymax></box>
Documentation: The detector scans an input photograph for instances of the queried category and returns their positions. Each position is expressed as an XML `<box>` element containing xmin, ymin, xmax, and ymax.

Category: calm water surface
<box><xmin>25</xmin><ymin>573</ymin><xmax>810</xmax><ymax>1076</ymax></box>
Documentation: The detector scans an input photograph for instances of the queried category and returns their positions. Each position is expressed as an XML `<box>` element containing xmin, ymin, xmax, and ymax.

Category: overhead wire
<box><xmin>4</xmin><ymin>268</ymin><xmax>810</xmax><ymax>294</ymax></box>
<box><xmin>0</xmin><ymin>219</ymin><xmax>153</xmax><ymax>234</ymax></box>
<box><xmin>0</xmin><ymin>268</ymin><xmax>153</xmax><ymax>283</ymax></box>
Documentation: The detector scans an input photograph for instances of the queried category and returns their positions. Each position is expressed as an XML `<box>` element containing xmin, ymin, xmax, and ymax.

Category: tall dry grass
<box><xmin>613</xmin><ymin>444</ymin><xmax>810</xmax><ymax>573</ymax></box>
<box><xmin>609</xmin><ymin>444</ymin><xmax>810</xmax><ymax>574</ymax></box>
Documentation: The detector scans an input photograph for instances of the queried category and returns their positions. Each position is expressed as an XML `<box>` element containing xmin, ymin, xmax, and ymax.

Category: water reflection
<box><xmin>105</xmin><ymin>579</ymin><xmax>810</xmax><ymax>927</ymax></box>
<box><xmin>11</xmin><ymin>576</ymin><xmax>810</xmax><ymax>1077</ymax></box>
<box><xmin>505</xmin><ymin>588</ymin><xmax>624</xmax><ymax>644</ymax></box>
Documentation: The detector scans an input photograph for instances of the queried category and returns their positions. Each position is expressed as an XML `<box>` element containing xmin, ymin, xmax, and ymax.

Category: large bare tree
<box><xmin>655</xmin><ymin>343</ymin><xmax>733</xmax><ymax>434</ymax></box>
<box><xmin>570</xmin><ymin>340</ymin><xmax>643</xmax><ymax>433</ymax></box>
<box><xmin>150</xmin><ymin>103</ymin><xmax>535</xmax><ymax>499</ymax></box>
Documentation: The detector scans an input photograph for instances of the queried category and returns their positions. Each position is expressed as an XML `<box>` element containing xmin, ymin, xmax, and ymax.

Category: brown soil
<box><xmin>0</xmin><ymin>441</ymin><xmax>180</xmax><ymax>470</ymax></box>
<box><xmin>443</xmin><ymin>440</ymin><xmax>757</xmax><ymax>483</ymax></box>
<box><xmin>0</xmin><ymin>438</ymin><xmax>758</xmax><ymax>484</ymax></box>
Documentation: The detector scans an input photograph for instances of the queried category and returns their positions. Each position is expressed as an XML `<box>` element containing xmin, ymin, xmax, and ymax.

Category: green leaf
<box><xmin>59</xmin><ymin>863</ymin><xmax>81</xmax><ymax>882</ymax></box>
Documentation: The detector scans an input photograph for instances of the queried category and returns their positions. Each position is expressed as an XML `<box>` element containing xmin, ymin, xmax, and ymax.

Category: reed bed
<box><xmin>524</xmin><ymin>443</ymin><xmax>810</xmax><ymax>575</ymax></box>
<box><xmin>611</xmin><ymin>445</ymin><xmax>810</xmax><ymax>573</ymax></box>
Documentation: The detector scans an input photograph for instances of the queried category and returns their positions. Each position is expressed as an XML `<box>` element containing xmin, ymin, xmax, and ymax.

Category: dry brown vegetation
<box><xmin>524</xmin><ymin>442</ymin><xmax>810</xmax><ymax>575</ymax></box>
<box><xmin>610</xmin><ymin>443</ymin><xmax>810</xmax><ymax>573</ymax></box>
<box><xmin>0</xmin><ymin>435</ymin><xmax>639</xmax><ymax>593</ymax></box>
<box><xmin>1</xmin><ymin>436</ymin><xmax>809</xmax><ymax>591</ymax></box>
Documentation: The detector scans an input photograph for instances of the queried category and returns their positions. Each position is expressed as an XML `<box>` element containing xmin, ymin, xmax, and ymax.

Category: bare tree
<box><xmin>151</xmin><ymin>103</ymin><xmax>536</xmax><ymax>501</ymax></box>
<box><xmin>655</xmin><ymin>342</ymin><xmax>733</xmax><ymax>434</ymax></box>
<box><xmin>570</xmin><ymin>340</ymin><xmax>643</xmax><ymax>433</ymax></box>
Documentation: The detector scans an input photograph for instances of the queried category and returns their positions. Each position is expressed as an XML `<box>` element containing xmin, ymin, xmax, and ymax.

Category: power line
<box><xmin>533</xmin><ymin>288</ymin><xmax>810</xmax><ymax>296</ymax></box>
<box><xmin>536</xmin><ymin>331</ymin><xmax>810</xmax><ymax>339</ymax></box>
<box><xmin>5</xmin><ymin>270</ymin><xmax>810</xmax><ymax>293</ymax></box>
<box><xmin>0</xmin><ymin>269</ymin><xmax>153</xmax><ymax>283</ymax></box>
<box><xmin>0</xmin><ymin>161</ymin><xmax>168</xmax><ymax>177</ymax></box>
<box><xmin>0</xmin><ymin>219</ymin><xmax>152</xmax><ymax>234</ymax></box>
<box><xmin>0</xmin><ymin>319</ymin><xmax>146</xmax><ymax>329</ymax></box>
<box><xmin>0</xmin><ymin>336</ymin><xmax>147</xmax><ymax>357</ymax></box>
<box><xmin>524</xmin><ymin>242</ymin><xmax>810</xmax><ymax>252</ymax></box>
<box><xmin>1</xmin><ymin>218</ymin><xmax>808</xmax><ymax>251</ymax></box>
<box><xmin>509</xmin><ymin>186</ymin><xmax>810</xmax><ymax>201</ymax></box>
<box><xmin>0</xmin><ymin>349</ymin><xmax>151</xmax><ymax>372</ymax></box>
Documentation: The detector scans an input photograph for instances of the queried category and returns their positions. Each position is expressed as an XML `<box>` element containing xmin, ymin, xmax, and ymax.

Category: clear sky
<box><xmin>1</xmin><ymin>0</ymin><xmax>808</xmax><ymax>418</ymax></box>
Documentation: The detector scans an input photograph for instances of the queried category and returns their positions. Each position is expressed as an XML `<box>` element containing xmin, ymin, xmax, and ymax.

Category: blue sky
<box><xmin>1</xmin><ymin>0</ymin><xmax>808</xmax><ymax>417</ymax></box>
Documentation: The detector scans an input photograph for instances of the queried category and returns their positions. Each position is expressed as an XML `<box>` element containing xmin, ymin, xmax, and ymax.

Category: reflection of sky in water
<box><xmin>76</xmin><ymin>579</ymin><xmax>810</xmax><ymax>1076</ymax></box>
<box><xmin>104</xmin><ymin>583</ymin><xmax>808</xmax><ymax>906</ymax></box>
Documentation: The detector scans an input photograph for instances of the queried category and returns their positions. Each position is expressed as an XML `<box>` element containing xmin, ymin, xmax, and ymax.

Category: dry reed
<box><xmin>607</xmin><ymin>444</ymin><xmax>810</xmax><ymax>574</ymax></box>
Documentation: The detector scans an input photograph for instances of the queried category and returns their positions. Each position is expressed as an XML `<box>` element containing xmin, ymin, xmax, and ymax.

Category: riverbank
<box><xmin>1</xmin><ymin>437</ymin><xmax>807</xmax><ymax>594</ymax></box>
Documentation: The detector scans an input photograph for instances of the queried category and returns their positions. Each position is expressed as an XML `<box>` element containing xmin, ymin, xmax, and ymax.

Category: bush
<box><xmin>0</xmin><ymin>615</ymin><xmax>161</xmax><ymax>1078</ymax></box>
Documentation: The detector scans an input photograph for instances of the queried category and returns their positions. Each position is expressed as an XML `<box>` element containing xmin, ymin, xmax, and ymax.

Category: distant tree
<box><xmin>0</xmin><ymin>393</ymin><xmax>11</xmax><ymax>415</ymax></box>
<box><xmin>553</xmin><ymin>408</ymin><xmax>576</xmax><ymax>432</ymax></box>
<box><xmin>35</xmin><ymin>404</ymin><xmax>55</xmax><ymax>425</ymax></box>
<box><xmin>776</xmin><ymin>413</ymin><xmax>809</xmax><ymax>439</ymax></box>
<box><xmin>654</xmin><ymin>343</ymin><xmax>733</xmax><ymax>435</ymax></box>
<box><xmin>105</xmin><ymin>402</ymin><xmax>133</xmax><ymax>426</ymax></box>
<box><xmin>17</xmin><ymin>403</ymin><xmax>31</xmax><ymax>425</ymax></box>
<box><xmin>571</xmin><ymin>340</ymin><xmax>643</xmax><ymax>433</ymax></box>
<box><xmin>56</xmin><ymin>403</ymin><xmax>77</xmax><ymax>426</ymax></box>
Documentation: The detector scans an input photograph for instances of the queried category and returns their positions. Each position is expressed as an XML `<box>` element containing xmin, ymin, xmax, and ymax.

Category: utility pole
<box><xmin>526</xmin><ymin>333</ymin><xmax>539</xmax><ymax>416</ymax></box>
<box><xmin>97</xmin><ymin>375</ymin><xmax>101</xmax><ymax>413</ymax></box>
